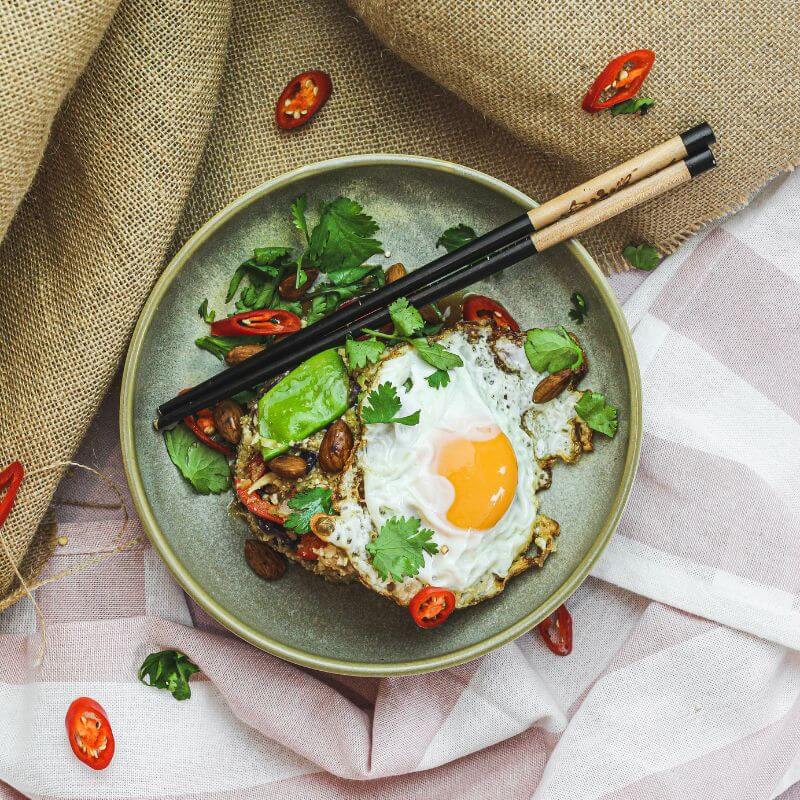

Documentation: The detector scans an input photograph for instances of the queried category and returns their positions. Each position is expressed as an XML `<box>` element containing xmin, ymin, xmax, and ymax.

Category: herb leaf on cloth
<box><xmin>575</xmin><ymin>391</ymin><xmax>618</xmax><ymax>437</ymax></box>
<box><xmin>436</xmin><ymin>223</ymin><xmax>477</xmax><ymax>253</ymax></box>
<box><xmin>308</xmin><ymin>197</ymin><xmax>383</xmax><ymax>272</ymax></box>
<box><xmin>285</xmin><ymin>487</ymin><xmax>334</xmax><ymax>533</ymax></box>
<box><xmin>366</xmin><ymin>516</ymin><xmax>439</xmax><ymax>581</ymax></box>
<box><xmin>611</xmin><ymin>97</ymin><xmax>654</xmax><ymax>116</ymax></box>
<box><xmin>623</xmin><ymin>242</ymin><xmax>661</xmax><ymax>271</ymax></box>
<box><xmin>164</xmin><ymin>425</ymin><xmax>230</xmax><ymax>493</ymax></box>
<box><xmin>361</xmin><ymin>382</ymin><xmax>420</xmax><ymax>426</ymax></box>
<box><xmin>138</xmin><ymin>650</ymin><xmax>200</xmax><ymax>701</ymax></box>
<box><xmin>524</xmin><ymin>327</ymin><xmax>583</xmax><ymax>373</ymax></box>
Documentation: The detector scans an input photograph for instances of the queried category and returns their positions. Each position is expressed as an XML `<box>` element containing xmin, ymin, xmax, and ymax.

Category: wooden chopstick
<box><xmin>155</xmin><ymin>141</ymin><xmax>715</xmax><ymax>429</ymax></box>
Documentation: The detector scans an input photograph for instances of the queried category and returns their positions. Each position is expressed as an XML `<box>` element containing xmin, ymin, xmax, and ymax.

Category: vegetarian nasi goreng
<box><xmin>163</xmin><ymin>195</ymin><xmax>618</xmax><ymax>629</ymax></box>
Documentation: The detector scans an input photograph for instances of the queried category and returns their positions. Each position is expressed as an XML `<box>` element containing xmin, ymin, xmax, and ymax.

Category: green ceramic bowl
<box><xmin>120</xmin><ymin>155</ymin><xmax>641</xmax><ymax>677</ymax></box>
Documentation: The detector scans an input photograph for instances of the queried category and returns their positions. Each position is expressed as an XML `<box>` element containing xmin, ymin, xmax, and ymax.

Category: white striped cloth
<box><xmin>2</xmin><ymin>169</ymin><xmax>800</xmax><ymax>800</ymax></box>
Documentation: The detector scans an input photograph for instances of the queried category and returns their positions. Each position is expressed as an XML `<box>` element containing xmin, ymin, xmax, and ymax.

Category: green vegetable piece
<box><xmin>345</xmin><ymin>337</ymin><xmax>386</xmax><ymax>369</ymax></box>
<box><xmin>568</xmin><ymin>291</ymin><xmax>587</xmax><ymax>324</ymax></box>
<box><xmin>198</xmin><ymin>299</ymin><xmax>215</xmax><ymax>324</ymax></box>
<box><xmin>291</xmin><ymin>194</ymin><xmax>310</xmax><ymax>243</ymax></box>
<box><xmin>195</xmin><ymin>334</ymin><xmax>257</xmax><ymax>361</ymax></box>
<box><xmin>623</xmin><ymin>242</ymin><xmax>661</xmax><ymax>271</ymax></box>
<box><xmin>138</xmin><ymin>650</ymin><xmax>200</xmax><ymax>701</ymax></box>
<box><xmin>252</xmin><ymin>246</ymin><xmax>292</xmax><ymax>266</ymax></box>
<box><xmin>611</xmin><ymin>97</ymin><xmax>654</xmax><ymax>116</ymax></box>
<box><xmin>285</xmin><ymin>487</ymin><xmax>334</xmax><ymax>533</ymax></box>
<box><xmin>436</xmin><ymin>223</ymin><xmax>477</xmax><ymax>253</ymax></box>
<box><xmin>164</xmin><ymin>424</ymin><xmax>230</xmax><ymax>494</ymax></box>
<box><xmin>308</xmin><ymin>197</ymin><xmax>383</xmax><ymax>273</ymax></box>
<box><xmin>258</xmin><ymin>349</ymin><xmax>350</xmax><ymax>460</ymax></box>
<box><xmin>575</xmin><ymin>390</ymin><xmax>618</xmax><ymax>437</ymax></box>
<box><xmin>361</xmin><ymin>382</ymin><xmax>420</xmax><ymax>426</ymax></box>
<box><xmin>389</xmin><ymin>297</ymin><xmax>425</xmax><ymax>337</ymax></box>
<box><xmin>325</xmin><ymin>264</ymin><xmax>382</xmax><ymax>286</ymax></box>
<box><xmin>524</xmin><ymin>326</ymin><xmax>583</xmax><ymax>374</ymax></box>
<box><xmin>410</xmin><ymin>338</ymin><xmax>464</xmax><ymax>371</ymax></box>
<box><xmin>366</xmin><ymin>516</ymin><xmax>438</xmax><ymax>581</ymax></box>
<box><xmin>425</xmin><ymin>369</ymin><xmax>451</xmax><ymax>389</ymax></box>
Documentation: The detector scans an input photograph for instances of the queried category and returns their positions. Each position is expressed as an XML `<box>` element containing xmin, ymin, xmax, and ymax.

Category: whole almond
<box><xmin>213</xmin><ymin>399</ymin><xmax>244</xmax><ymax>444</ymax></box>
<box><xmin>278</xmin><ymin>268</ymin><xmax>319</xmax><ymax>300</ymax></box>
<box><xmin>267</xmin><ymin>453</ymin><xmax>309</xmax><ymax>480</ymax></box>
<box><xmin>318</xmin><ymin>419</ymin><xmax>354</xmax><ymax>473</ymax></box>
<box><xmin>533</xmin><ymin>368</ymin><xmax>573</xmax><ymax>404</ymax></box>
<box><xmin>386</xmin><ymin>262</ymin><xmax>407</xmax><ymax>283</ymax></box>
<box><xmin>225</xmin><ymin>343</ymin><xmax>266</xmax><ymax>365</ymax></box>
<box><xmin>244</xmin><ymin>539</ymin><xmax>285</xmax><ymax>580</ymax></box>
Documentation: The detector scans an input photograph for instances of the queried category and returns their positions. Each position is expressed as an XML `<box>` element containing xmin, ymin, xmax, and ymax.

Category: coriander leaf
<box><xmin>436</xmin><ymin>223</ymin><xmax>477</xmax><ymax>253</ymax></box>
<box><xmin>252</xmin><ymin>246</ymin><xmax>293</xmax><ymax>266</ymax></box>
<box><xmin>291</xmin><ymin>194</ymin><xmax>310</xmax><ymax>243</ymax></box>
<box><xmin>164</xmin><ymin>424</ymin><xmax>230</xmax><ymax>494</ymax></box>
<box><xmin>568</xmin><ymin>291</ymin><xmax>587</xmax><ymax>324</ymax></box>
<box><xmin>195</xmin><ymin>334</ymin><xmax>257</xmax><ymax>361</ymax></box>
<box><xmin>307</xmin><ymin>197</ymin><xmax>383</xmax><ymax>272</ymax></box>
<box><xmin>426</xmin><ymin>369</ymin><xmax>451</xmax><ymax>389</ymax></box>
<box><xmin>285</xmin><ymin>487</ymin><xmax>334</xmax><ymax>533</ymax></box>
<box><xmin>410</xmin><ymin>338</ymin><xmax>464</xmax><ymax>371</ymax></box>
<box><xmin>421</xmin><ymin>322</ymin><xmax>444</xmax><ymax>336</ymax></box>
<box><xmin>272</xmin><ymin>296</ymin><xmax>303</xmax><ymax>316</ymax></box>
<box><xmin>402</xmin><ymin>377</ymin><xmax>413</xmax><ymax>392</ymax></box>
<box><xmin>295</xmin><ymin>262</ymin><xmax>307</xmax><ymax>289</ymax></box>
<box><xmin>226</xmin><ymin>264</ymin><xmax>248</xmax><ymax>302</ymax></box>
<box><xmin>524</xmin><ymin>327</ymin><xmax>583</xmax><ymax>373</ymax></box>
<box><xmin>325</xmin><ymin>264</ymin><xmax>382</xmax><ymax>286</ymax></box>
<box><xmin>345</xmin><ymin>337</ymin><xmax>386</xmax><ymax>369</ymax></box>
<box><xmin>623</xmin><ymin>242</ymin><xmax>660</xmax><ymax>271</ymax></box>
<box><xmin>611</xmin><ymin>97</ymin><xmax>654</xmax><ymax>116</ymax></box>
<box><xmin>389</xmin><ymin>297</ymin><xmax>425</xmax><ymax>337</ymax></box>
<box><xmin>575</xmin><ymin>391</ymin><xmax>618</xmax><ymax>437</ymax></box>
<box><xmin>366</xmin><ymin>516</ymin><xmax>438</xmax><ymax>581</ymax></box>
<box><xmin>138</xmin><ymin>649</ymin><xmax>200</xmax><ymax>701</ymax></box>
<box><xmin>307</xmin><ymin>294</ymin><xmax>339</xmax><ymax>325</ymax></box>
<box><xmin>198</xmin><ymin>298</ymin><xmax>216</xmax><ymax>324</ymax></box>
<box><xmin>361</xmin><ymin>382</ymin><xmax>420</xmax><ymax>426</ymax></box>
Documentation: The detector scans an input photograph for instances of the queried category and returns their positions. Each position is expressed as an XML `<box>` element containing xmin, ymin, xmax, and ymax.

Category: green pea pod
<box><xmin>258</xmin><ymin>349</ymin><xmax>350</xmax><ymax>460</ymax></box>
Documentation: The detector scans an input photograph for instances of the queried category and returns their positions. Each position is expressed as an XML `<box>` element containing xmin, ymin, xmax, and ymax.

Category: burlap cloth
<box><xmin>1</xmin><ymin>0</ymin><xmax>797</xmax><ymax>608</ymax></box>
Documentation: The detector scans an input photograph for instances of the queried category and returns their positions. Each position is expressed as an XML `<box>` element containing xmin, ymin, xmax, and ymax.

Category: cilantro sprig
<box><xmin>285</xmin><ymin>487</ymin><xmax>333</xmax><ymax>533</ymax></box>
<box><xmin>138</xmin><ymin>649</ymin><xmax>200</xmax><ymax>701</ymax></box>
<box><xmin>568</xmin><ymin>292</ymin><xmax>587</xmax><ymax>324</ymax></box>
<box><xmin>198</xmin><ymin>299</ymin><xmax>215</xmax><ymax>324</ymax></box>
<box><xmin>611</xmin><ymin>97</ymin><xmax>654</xmax><ymax>116</ymax></box>
<box><xmin>436</xmin><ymin>224</ymin><xmax>477</xmax><ymax>253</ymax></box>
<box><xmin>576</xmin><ymin>391</ymin><xmax>618</xmax><ymax>437</ymax></box>
<box><xmin>164</xmin><ymin>425</ymin><xmax>230</xmax><ymax>494</ymax></box>
<box><xmin>623</xmin><ymin>242</ymin><xmax>660</xmax><ymax>271</ymax></box>
<box><xmin>345</xmin><ymin>337</ymin><xmax>387</xmax><ymax>369</ymax></box>
<box><xmin>366</xmin><ymin>516</ymin><xmax>439</xmax><ymax>581</ymax></box>
<box><xmin>361</xmin><ymin>383</ymin><xmax>420</xmax><ymax>426</ymax></box>
<box><xmin>524</xmin><ymin>327</ymin><xmax>583</xmax><ymax>374</ymax></box>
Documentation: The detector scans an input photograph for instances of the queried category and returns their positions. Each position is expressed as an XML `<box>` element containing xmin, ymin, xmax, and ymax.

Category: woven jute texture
<box><xmin>1</xmin><ymin>0</ymin><xmax>798</xmax><ymax>607</ymax></box>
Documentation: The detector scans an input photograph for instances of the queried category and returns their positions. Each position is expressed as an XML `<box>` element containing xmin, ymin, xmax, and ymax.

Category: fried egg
<box><xmin>326</xmin><ymin>324</ymin><xmax>586</xmax><ymax>607</ymax></box>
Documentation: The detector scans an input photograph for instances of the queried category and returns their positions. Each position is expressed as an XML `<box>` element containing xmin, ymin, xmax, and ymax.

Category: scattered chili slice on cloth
<box><xmin>65</xmin><ymin>697</ymin><xmax>115</xmax><ymax>770</ymax></box>
<box><xmin>234</xmin><ymin>478</ymin><xmax>284</xmax><ymax>524</ymax></box>
<box><xmin>275</xmin><ymin>70</ymin><xmax>332</xmax><ymax>130</ymax></box>
<box><xmin>538</xmin><ymin>603</ymin><xmax>573</xmax><ymax>655</ymax></box>
<box><xmin>462</xmin><ymin>295</ymin><xmax>520</xmax><ymax>331</ymax></box>
<box><xmin>0</xmin><ymin>460</ymin><xmax>24</xmax><ymax>529</ymax></box>
<box><xmin>581</xmin><ymin>49</ymin><xmax>655</xmax><ymax>112</ymax></box>
<box><xmin>409</xmin><ymin>586</ymin><xmax>456</xmax><ymax>628</ymax></box>
<box><xmin>209</xmin><ymin>309</ymin><xmax>302</xmax><ymax>337</ymax></box>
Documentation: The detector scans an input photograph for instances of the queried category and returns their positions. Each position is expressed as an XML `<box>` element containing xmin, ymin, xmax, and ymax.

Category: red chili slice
<box><xmin>235</xmin><ymin>478</ymin><xmax>284</xmax><ymax>524</ymax></box>
<box><xmin>0</xmin><ymin>461</ymin><xmax>24</xmax><ymax>530</ymax></box>
<box><xmin>296</xmin><ymin>532</ymin><xmax>325</xmax><ymax>561</ymax></box>
<box><xmin>409</xmin><ymin>586</ymin><xmax>456</xmax><ymax>628</ymax></box>
<box><xmin>210</xmin><ymin>309</ymin><xmax>302</xmax><ymax>337</ymax></box>
<box><xmin>184</xmin><ymin>414</ymin><xmax>234</xmax><ymax>457</ymax></box>
<box><xmin>65</xmin><ymin>697</ymin><xmax>115</xmax><ymax>770</ymax></box>
<box><xmin>462</xmin><ymin>295</ymin><xmax>520</xmax><ymax>331</ymax></box>
<box><xmin>582</xmin><ymin>49</ymin><xmax>655</xmax><ymax>112</ymax></box>
<box><xmin>538</xmin><ymin>604</ymin><xmax>573</xmax><ymax>656</ymax></box>
<box><xmin>275</xmin><ymin>70</ymin><xmax>332</xmax><ymax>130</ymax></box>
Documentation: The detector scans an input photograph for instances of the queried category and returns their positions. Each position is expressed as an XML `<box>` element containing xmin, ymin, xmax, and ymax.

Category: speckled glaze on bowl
<box><xmin>120</xmin><ymin>155</ymin><xmax>641</xmax><ymax>677</ymax></box>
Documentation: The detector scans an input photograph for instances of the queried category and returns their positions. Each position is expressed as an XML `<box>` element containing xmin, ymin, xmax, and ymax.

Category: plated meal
<box><xmin>161</xmin><ymin>193</ymin><xmax>618</xmax><ymax>629</ymax></box>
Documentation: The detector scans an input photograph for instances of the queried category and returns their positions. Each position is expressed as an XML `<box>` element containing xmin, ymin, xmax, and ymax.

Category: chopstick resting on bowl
<box><xmin>155</xmin><ymin>124</ymin><xmax>716</xmax><ymax>430</ymax></box>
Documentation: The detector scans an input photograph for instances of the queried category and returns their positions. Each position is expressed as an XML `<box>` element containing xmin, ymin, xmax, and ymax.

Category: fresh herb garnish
<box><xmin>575</xmin><ymin>391</ymin><xmax>618</xmax><ymax>437</ymax></box>
<box><xmin>307</xmin><ymin>197</ymin><xmax>383</xmax><ymax>273</ymax></box>
<box><xmin>568</xmin><ymin>292</ymin><xmax>587</xmax><ymax>324</ymax></box>
<box><xmin>388</xmin><ymin>297</ymin><xmax>425</xmax><ymax>337</ymax></box>
<box><xmin>611</xmin><ymin>97</ymin><xmax>654</xmax><ymax>116</ymax></box>
<box><xmin>285</xmin><ymin>487</ymin><xmax>334</xmax><ymax>533</ymax></box>
<box><xmin>524</xmin><ymin>327</ymin><xmax>583</xmax><ymax>373</ymax></box>
<box><xmin>366</xmin><ymin>516</ymin><xmax>439</xmax><ymax>581</ymax></box>
<box><xmin>138</xmin><ymin>649</ymin><xmax>200</xmax><ymax>701</ymax></box>
<box><xmin>410</xmin><ymin>338</ymin><xmax>464</xmax><ymax>371</ymax></box>
<box><xmin>164</xmin><ymin>424</ymin><xmax>230</xmax><ymax>493</ymax></box>
<box><xmin>361</xmin><ymin>382</ymin><xmax>420</xmax><ymax>426</ymax></box>
<box><xmin>623</xmin><ymin>242</ymin><xmax>660</xmax><ymax>271</ymax></box>
<box><xmin>345</xmin><ymin>337</ymin><xmax>386</xmax><ymax>369</ymax></box>
<box><xmin>425</xmin><ymin>369</ymin><xmax>451</xmax><ymax>389</ymax></box>
<box><xmin>195</xmin><ymin>334</ymin><xmax>260</xmax><ymax>361</ymax></box>
<box><xmin>198</xmin><ymin>299</ymin><xmax>216</xmax><ymax>324</ymax></box>
<box><xmin>436</xmin><ymin>224</ymin><xmax>477</xmax><ymax>253</ymax></box>
<box><xmin>291</xmin><ymin>193</ymin><xmax>310</xmax><ymax>244</ymax></box>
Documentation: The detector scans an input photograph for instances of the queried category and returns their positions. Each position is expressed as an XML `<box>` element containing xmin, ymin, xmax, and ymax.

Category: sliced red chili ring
<box><xmin>582</xmin><ymin>49</ymin><xmax>655</xmax><ymax>112</ymax></box>
<box><xmin>235</xmin><ymin>478</ymin><xmax>284</xmax><ymax>524</ymax></box>
<box><xmin>296</xmin><ymin>532</ymin><xmax>325</xmax><ymax>560</ymax></box>
<box><xmin>538</xmin><ymin>603</ymin><xmax>573</xmax><ymax>656</ymax></box>
<box><xmin>462</xmin><ymin>295</ymin><xmax>520</xmax><ymax>331</ymax></box>
<box><xmin>0</xmin><ymin>460</ymin><xmax>24</xmax><ymax>530</ymax></box>
<box><xmin>209</xmin><ymin>309</ymin><xmax>302</xmax><ymax>337</ymax></box>
<box><xmin>409</xmin><ymin>586</ymin><xmax>456</xmax><ymax>628</ymax></box>
<box><xmin>184</xmin><ymin>414</ymin><xmax>234</xmax><ymax>457</ymax></box>
<box><xmin>275</xmin><ymin>70</ymin><xmax>332</xmax><ymax>130</ymax></box>
<box><xmin>65</xmin><ymin>697</ymin><xmax>115</xmax><ymax>770</ymax></box>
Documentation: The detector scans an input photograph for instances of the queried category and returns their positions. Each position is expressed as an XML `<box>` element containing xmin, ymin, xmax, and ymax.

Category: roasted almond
<box><xmin>318</xmin><ymin>419</ymin><xmax>353</xmax><ymax>473</ymax></box>
<box><xmin>244</xmin><ymin>539</ymin><xmax>285</xmax><ymax>580</ymax></box>
<box><xmin>533</xmin><ymin>368</ymin><xmax>573</xmax><ymax>404</ymax></box>
<box><xmin>386</xmin><ymin>262</ymin><xmax>407</xmax><ymax>283</ymax></box>
<box><xmin>225</xmin><ymin>343</ymin><xmax>266</xmax><ymax>365</ymax></box>
<box><xmin>278</xmin><ymin>268</ymin><xmax>319</xmax><ymax>300</ymax></box>
<box><xmin>213</xmin><ymin>399</ymin><xmax>244</xmax><ymax>444</ymax></box>
<box><xmin>267</xmin><ymin>453</ymin><xmax>309</xmax><ymax>480</ymax></box>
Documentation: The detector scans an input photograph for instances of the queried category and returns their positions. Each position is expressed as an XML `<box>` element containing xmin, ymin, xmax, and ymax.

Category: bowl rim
<box><xmin>120</xmin><ymin>153</ymin><xmax>642</xmax><ymax>677</ymax></box>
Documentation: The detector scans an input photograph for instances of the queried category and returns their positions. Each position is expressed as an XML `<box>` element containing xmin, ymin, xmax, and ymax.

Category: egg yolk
<box><xmin>436</xmin><ymin>430</ymin><xmax>518</xmax><ymax>530</ymax></box>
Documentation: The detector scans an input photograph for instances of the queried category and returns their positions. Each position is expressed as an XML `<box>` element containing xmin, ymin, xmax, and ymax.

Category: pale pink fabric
<box><xmin>2</xmin><ymin>171</ymin><xmax>800</xmax><ymax>799</ymax></box>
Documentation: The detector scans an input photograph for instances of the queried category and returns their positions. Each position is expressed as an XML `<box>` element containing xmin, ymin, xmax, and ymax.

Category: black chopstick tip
<box><xmin>680</xmin><ymin>123</ymin><xmax>716</xmax><ymax>155</ymax></box>
<box><xmin>685</xmin><ymin>148</ymin><xmax>716</xmax><ymax>177</ymax></box>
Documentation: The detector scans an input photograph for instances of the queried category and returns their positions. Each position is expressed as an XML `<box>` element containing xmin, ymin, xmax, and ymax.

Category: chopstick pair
<box><xmin>155</xmin><ymin>123</ymin><xmax>716</xmax><ymax>430</ymax></box>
